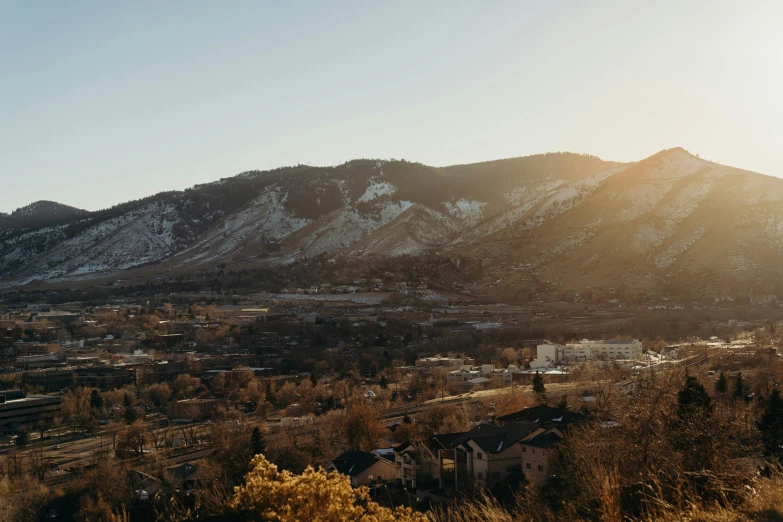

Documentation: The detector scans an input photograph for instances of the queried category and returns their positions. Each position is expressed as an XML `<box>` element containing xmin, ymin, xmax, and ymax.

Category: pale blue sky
<box><xmin>2</xmin><ymin>1</ymin><xmax>781</xmax><ymax>212</ymax></box>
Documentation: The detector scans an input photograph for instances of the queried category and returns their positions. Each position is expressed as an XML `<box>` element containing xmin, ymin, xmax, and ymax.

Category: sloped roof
<box><xmin>428</xmin><ymin>432</ymin><xmax>466</xmax><ymax>452</ymax></box>
<box><xmin>522</xmin><ymin>430</ymin><xmax>562</xmax><ymax>449</ymax></box>
<box><xmin>329</xmin><ymin>451</ymin><xmax>389</xmax><ymax>477</ymax></box>
<box><xmin>454</xmin><ymin>422</ymin><xmax>541</xmax><ymax>454</ymax></box>
<box><xmin>496</xmin><ymin>405</ymin><xmax>584</xmax><ymax>426</ymax></box>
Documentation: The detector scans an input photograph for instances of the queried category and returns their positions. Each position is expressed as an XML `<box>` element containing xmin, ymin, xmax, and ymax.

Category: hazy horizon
<box><xmin>2</xmin><ymin>0</ymin><xmax>781</xmax><ymax>212</ymax></box>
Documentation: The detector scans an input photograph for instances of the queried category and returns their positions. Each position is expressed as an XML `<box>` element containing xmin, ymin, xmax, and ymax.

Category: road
<box><xmin>2</xmin><ymin>416</ymin><xmax>221</xmax><ymax>485</ymax></box>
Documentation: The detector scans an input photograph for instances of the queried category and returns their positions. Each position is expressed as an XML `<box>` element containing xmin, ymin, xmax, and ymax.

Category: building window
<box><xmin>522</xmin><ymin>447</ymin><xmax>526</xmax><ymax>453</ymax></box>
<box><xmin>526</xmin><ymin>463</ymin><xmax>531</xmax><ymax>470</ymax></box>
<box><xmin>543</xmin><ymin>451</ymin><xmax>546</xmax><ymax>456</ymax></box>
<box><xmin>476</xmin><ymin>452</ymin><xmax>483</xmax><ymax>460</ymax></box>
<box><xmin>538</xmin><ymin>465</ymin><xmax>543</xmax><ymax>472</ymax></box>
<box><xmin>531</xmin><ymin>448</ymin><xmax>535</xmax><ymax>454</ymax></box>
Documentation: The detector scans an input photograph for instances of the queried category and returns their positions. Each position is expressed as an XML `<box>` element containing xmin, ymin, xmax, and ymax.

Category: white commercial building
<box><xmin>531</xmin><ymin>339</ymin><xmax>643</xmax><ymax>368</ymax></box>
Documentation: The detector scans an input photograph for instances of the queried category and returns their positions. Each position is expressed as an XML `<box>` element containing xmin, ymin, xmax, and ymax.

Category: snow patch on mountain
<box><xmin>11</xmin><ymin>202</ymin><xmax>183</xmax><ymax>277</ymax></box>
<box><xmin>630</xmin><ymin>223</ymin><xmax>675</xmax><ymax>253</ymax></box>
<box><xmin>180</xmin><ymin>186</ymin><xmax>310</xmax><ymax>264</ymax></box>
<box><xmin>618</xmin><ymin>183</ymin><xmax>675</xmax><ymax>222</ymax></box>
<box><xmin>445</xmin><ymin>199</ymin><xmax>487</xmax><ymax>227</ymax></box>
<box><xmin>655</xmin><ymin>227</ymin><xmax>705</xmax><ymax>269</ymax></box>
<box><xmin>656</xmin><ymin>182</ymin><xmax>713</xmax><ymax>221</ymax></box>
<box><xmin>358</xmin><ymin>177</ymin><xmax>397</xmax><ymax>202</ymax></box>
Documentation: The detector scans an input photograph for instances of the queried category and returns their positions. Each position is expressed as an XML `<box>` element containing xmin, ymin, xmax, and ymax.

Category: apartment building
<box><xmin>394</xmin><ymin>405</ymin><xmax>584</xmax><ymax>492</ymax></box>
<box><xmin>532</xmin><ymin>339</ymin><xmax>643</xmax><ymax>367</ymax></box>
<box><xmin>74</xmin><ymin>366</ymin><xmax>136</xmax><ymax>390</ymax></box>
<box><xmin>394</xmin><ymin>433</ymin><xmax>461</xmax><ymax>489</ymax></box>
<box><xmin>21</xmin><ymin>367</ymin><xmax>75</xmax><ymax>392</ymax></box>
<box><xmin>0</xmin><ymin>390</ymin><xmax>61</xmax><ymax>432</ymax></box>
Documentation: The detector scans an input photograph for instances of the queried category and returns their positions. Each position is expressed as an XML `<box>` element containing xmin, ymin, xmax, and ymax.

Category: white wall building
<box><xmin>532</xmin><ymin>339</ymin><xmax>643</xmax><ymax>367</ymax></box>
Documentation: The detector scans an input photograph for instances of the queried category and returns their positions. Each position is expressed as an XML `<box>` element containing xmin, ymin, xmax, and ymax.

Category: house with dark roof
<box><xmin>394</xmin><ymin>432</ymin><xmax>464</xmax><ymax>489</ymax></box>
<box><xmin>495</xmin><ymin>405</ymin><xmax>585</xmax><ymax>426</ymax></box>
<box><xmin>325</xmin><ymin>450</ymin><xmax>396</xmax><ymax>487</ymax></box>
<box><xmin>452</xmin><ymin>422</ymin><xmax>545</xmax><ymax>489</ymax></box>
<box><xmin>520</xmin><ymin>428</ymin><xmax>564</xmax><ymax>485</ymax></box>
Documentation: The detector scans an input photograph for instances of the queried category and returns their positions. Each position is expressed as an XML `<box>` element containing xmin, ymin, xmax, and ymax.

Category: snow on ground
<box><xmin>532</xmin><ymin>166</ymin><xmax>625</xmax><ymax>226</ymax></box>
<box><xmin>651</xmin><ymin>150</ymin><xmax>705</xmax><ymax>180</ymax></box>
<box><xmin>8</xmin><ymin>202</ymin><xmax>184</xmax><ymax>278</ymax></box>
<box><xmin>654</xmin><ymin>227</ymin><xmax>705</xmax><ymax>269</ymax></box>
<box><xmin>358</xmin><ymin>177</ymin><xmax>397</xmax><ymax>202</ymax></box>
<box><xmin>655</xmin><ymin>182</ymin><xmax>713</xmax><ymax>221</ymax></box>
<box><xmin>630</xmin><ymin>223</ymin><xmax>675</xmax><ymax>254</ymax></box>
<box><xmin>296</xmin><ymin>200</ymin><xmax>416</xmax><ymax>258</ymax></box>
<box><xmin>618</xmin><ymin>182</ymin><xmax>675</xmax><ymax>222</ymax></box>
<box><xmin>445</xmin><ymin>199</ymin><xmax>487</xmax><ymax>227</ymax></box>
<box><xmin>180</xmin><ymin>186</ymin><xmax>311</xmax><ymax>264</ymax></box>
<box><xmin>504</xmin><ymin>187</ymin><xmax>528</xmax><ymax>205</ymax></box>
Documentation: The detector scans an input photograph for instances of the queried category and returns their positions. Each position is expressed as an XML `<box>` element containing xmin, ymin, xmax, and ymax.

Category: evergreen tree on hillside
<box><xmin>251</xmin><ymin>426</ymin><xmax>266</xmax><ymax>456</ymax></box>
<box><xmin>759</xmin><ymin>389</ymin><xmax>783</xmax><ymax>459</ymax></box>
<box><xmin>732</xmin><ymin>372</ymin><xmax>750</xmax><ymax>403</ymax></box>
<box><xmin>532</xmin><ymin>371</ymin><xmax>546</xmax><ymax>403</ymax></box>
<box><xmin>90</xmin><ymin>389</ymin><xmax>104</xmax><ymax>410</ymax></box>
<box><xmin>715</xmin><ymin>372</ymin><xmax>728</xmax><ymax>394</ymax></box>
<box><xmin>678</xmin><ymin>376</ymin><xmax>713</xmax><ymax>418</ymax></box>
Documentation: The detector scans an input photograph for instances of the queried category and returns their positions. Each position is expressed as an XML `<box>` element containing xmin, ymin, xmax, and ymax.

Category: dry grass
<box><xmin>432</xmin><ymin>470</ymin><xmax>783</xmax><ymax>522</ymax></box>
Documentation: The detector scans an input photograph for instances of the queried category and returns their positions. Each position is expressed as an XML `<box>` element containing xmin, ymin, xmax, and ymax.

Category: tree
<box><xmin>677</xmin><ymin>376</ymin><xmax>713</xmax><ymax>418</ymax></box>
<box><xmin>715</xmin><ymin>372</ymin><xmax>728</xmax><ymax>394</ymax></box>
<box><xmin>124</xmin><ymin>394</ymin><xmax>138</xmax><ymax>424</ymax></box>
<box><xmin>759</xmin><ymin>388</ymin><xmax>783</xmax><ymax>459</ymax></box>
<box><xmin>145</xmin><ymin>382</ymin><xmax>171</xmax><ymax>410</ymax></box>
<box><xmin>532</xmin><ymin>371</ymin><xmax>546</xmax><ymax>401</ymax></box>
<box><xmin>231</xmin><ymin>455</ymin><xmax>427</xmax><ymax>521</ymax></box>
<box><xmin>732</xmin><ymin>372</ymin><xmax>750</xmax><ymax>403</ymax></box>
<box><xmin>342</xmin><ymin>402</ymin><xmax>386</xmax><ymax>451</ymax></box>
<box><xmin>15</xmin><ymin>427</ymin><xmax>30</xmax><ymax>448</ymax></box>
<box><xmin>90</xmin><ymin>389</ymin><xmax>104</xmax><ymax>410</ymax></box>
<box><xmin>119</xmin><ymin>420</ymin><xmax>147</xmax><ymax>457</ymax></box>
<box><xmin>251</xmin><ymin>426</ymin><xmax>266</xmax><ymax>456</ymax></box>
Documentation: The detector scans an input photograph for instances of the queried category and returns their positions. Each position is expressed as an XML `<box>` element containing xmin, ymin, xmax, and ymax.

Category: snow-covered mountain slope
<box><xmin>5</xmin><ymin>148</ymin><xmax>783</xmax><ymax>300</ymax></box>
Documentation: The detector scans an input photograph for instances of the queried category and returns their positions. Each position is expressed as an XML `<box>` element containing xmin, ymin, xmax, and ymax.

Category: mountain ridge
<box><xmin>2</xmin><ymin>149</ymin><xmax>783</xmax><ymax>302</ymax></box>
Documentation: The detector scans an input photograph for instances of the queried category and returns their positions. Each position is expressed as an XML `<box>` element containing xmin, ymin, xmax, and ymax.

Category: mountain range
<box><xmin>3</xmin><ymin>148</ymin><xmax>783</xmax><ymax>302</ymax></box>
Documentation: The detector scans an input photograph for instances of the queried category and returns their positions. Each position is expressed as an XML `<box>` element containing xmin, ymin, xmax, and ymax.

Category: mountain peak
<box><xmin>647</xmin><ymin>147</ymin><xmax>699</xmax><ymax>162</ymax></box>
<box><xmin>11</xmin><ymin>200</ymin><xmax>83</xmax><ymax>217</ymax></box>
<box><xmin>1</xmin><ymin>200</ymin><xmax>87</xmax><ymax>230</ymax></box>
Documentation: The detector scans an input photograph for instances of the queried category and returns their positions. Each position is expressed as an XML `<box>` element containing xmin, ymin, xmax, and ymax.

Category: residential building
<box><xmin>520</xmin><ymin>430</ymin><xmax>563</xmax><ymax>485</ymax></box>
<box><xmin>326</xmin><ymin>451</ymin><xmax>396</xmax><ymax>487</ymax></box>
<box><xmin>21</xmin><ymin>367</ymin><xmax>75</xmax><ymax>392</ymax></box>
<box><xmin>452</xmin><ymin>422</ymin><xmax>545</xmax><ymax>489</ymax></box>
<box><xmin>152</xmin><ymin>334</ymin><xmax>184</xmax><ymax>348</ymax></box>
<box><xmin>415</xmin><ymin>356</ymin><xmax>475</xmax><ymax>370</ymax></box>
<box><xmin>495</xmin><ymin>404</ymin><xmax>585</xmax><ymax>426</ymax></box>
<box><xmin>0</xmin><ymin>390</ymin><xmax>61</xmax><ymax>432</ymax></box>
<box><xmin>15</xmin><ymin>354</ymin><xmax>61</xmax><ymax>370</ymax></box>
<box><xmin>136</xmin><ymin>360</ymin><xmax>189</xmax><ymax>384</ymax></box>
<box><xmin>15</xmin><ymin>343</ymin><xmax>60</xmax><ymax>357</ymax></box>
<box><xmin>74</xmin><ymin>366</ymin><xmax>136</xmax><ymax>390</ymax></box>
<box><xmin>394</xmin><ymin>433</ymin><xmax>462</xmax><ymax>489</ymax></box>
